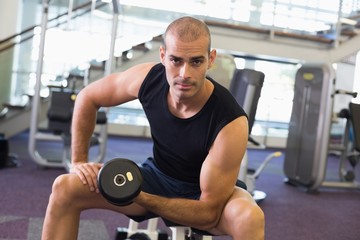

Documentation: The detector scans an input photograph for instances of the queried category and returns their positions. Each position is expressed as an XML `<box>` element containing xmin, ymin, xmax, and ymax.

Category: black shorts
<box><xmin>128</xmin><ymin>157</ymin><xmax>201</xmax><ymax>222</ymax></box>
<box><xmin>128</xmin><ymin>157</ymin><xmax>247</xmax><ymax>226</ymax></box>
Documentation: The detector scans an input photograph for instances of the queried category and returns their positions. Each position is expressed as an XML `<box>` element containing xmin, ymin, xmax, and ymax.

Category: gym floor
<box><xmin>0</xmin><ymin>131</ymin><xmax>359</xmax><ymax>240</ymax></box>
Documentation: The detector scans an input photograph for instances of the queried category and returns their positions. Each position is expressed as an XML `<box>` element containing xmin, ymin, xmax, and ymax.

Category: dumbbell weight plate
<box><xmin>98</xmin><ymin>158</ymin><xmax>143</xmax><ymax>206</ymax></box>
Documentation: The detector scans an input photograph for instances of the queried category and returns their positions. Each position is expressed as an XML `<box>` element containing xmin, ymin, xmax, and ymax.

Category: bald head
<box><xmin>163</xmin><ymin>16</ymin><xmax>211</xmax><ymax>52</ymax></box>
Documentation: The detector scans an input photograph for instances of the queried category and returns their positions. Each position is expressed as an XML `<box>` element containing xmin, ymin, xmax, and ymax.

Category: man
<box><xmin>41</xmin><ymin>16</ymin><xmax>265</xmax><ymax>240</ymax></box>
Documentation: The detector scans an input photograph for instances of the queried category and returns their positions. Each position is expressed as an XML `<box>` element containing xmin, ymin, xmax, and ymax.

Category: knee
<box><xmin>226</xmin><ymin>197</ymin><xmax>264</xmax><ymax>236</ymax></box>
<box><xmin>233</xmin><ymin>201</ymin><xmax>265</xmax><ymax>238</ymax></box>
<box><xmin>241</xmin><ymin>203</ymin><xmax>264</xmax><ymax>227</ymax></box>
<box><xmin>49</xmin><ymin>174</ymin><xmax>80</xmax><ymax>207</ymax></box>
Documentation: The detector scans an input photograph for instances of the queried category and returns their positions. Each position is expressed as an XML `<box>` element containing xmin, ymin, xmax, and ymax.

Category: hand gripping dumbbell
<box><xmin>97</xmin><ymin>158</ymin><xmax>143</xmax><ymax>206</ymax></box>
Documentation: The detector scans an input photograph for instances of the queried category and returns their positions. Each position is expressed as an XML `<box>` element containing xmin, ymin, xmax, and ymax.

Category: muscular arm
<box><xmin>134</xmin><ymin>116</ymin><xmax>249</xmax><ymax>230</ymax></box>
<box><xmin>70</xmin><ymin>62</ymin><xmax>156</xmax><ymax>190</ymax></box>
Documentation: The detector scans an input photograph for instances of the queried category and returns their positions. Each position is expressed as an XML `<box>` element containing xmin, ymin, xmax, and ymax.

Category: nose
<box><xmin>179</xmin><ymin>63</ymin><xmax>190</xmax><ymax>79</ymax></box>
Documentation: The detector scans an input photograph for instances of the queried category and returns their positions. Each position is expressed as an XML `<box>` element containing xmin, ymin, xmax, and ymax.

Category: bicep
<box><xmin>199</xmin><ymin>116</ymin><xmax>248</xmax><ymax>204</ymax></box>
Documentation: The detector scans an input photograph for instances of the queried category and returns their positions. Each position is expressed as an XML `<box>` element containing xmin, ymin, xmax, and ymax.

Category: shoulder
<box><xmin>138</xmin><ymin>63</ymin><xmax>167</xmax><ymax>100</ymax></box>
<box><xmin>220</xmin><ymin>116</ymin><xmax>248</xmax><ymax>140</ymax></box>
<box><xmin>123</xmin><ymin>62</ymin><xmax>159</xmax><ymax>78</ymax></box>
<box><xmin>210</xmin><ymin>115</ymin><xmax>248</xmax><ymax>165</ymax></box>
<box><xmin>127</xmin><ymin>62</ymin><xmax>164</xmax><ymax>89</ymax></box>
<box><xmin>210</xmin><ymin>78</ymin><xmax>247</xmax><ymax>118</ymax></box>
<box><xmin>141</xmin><ymin>62</ymin><xmax>165</xmax><ymax>80</ymax></box>
<box><xmin>112</xmin><ymin>62</ymin><xmax>159</xmax><ymax>98</ymax></box>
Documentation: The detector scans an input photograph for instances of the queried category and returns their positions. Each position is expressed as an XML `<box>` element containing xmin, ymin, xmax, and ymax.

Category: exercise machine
<box><xmin>230</xmin><ymin>68</ymin><xmax>282</xmax><ymax>202</ymax></box>
<box><xmin>284</xmin><ymin>63</ymin><xmax>335</xmax><ymax>190</ymax></box>
<box><xmin>322</xmin><ymin>98</ymin><xmax>360</xmax><ymax>189</ymax></box>
<box><xmin>28</xmin><ymin>0</ymin><xmax>121</xmax><ymax>170</ymax></box>
<box><xmin>283</xmin><ymin>63</ymin><xmax>360</xmax><ymax>191</ymax></box>
<box><xmin>0</xmin><ymin>133</ymin><xmax>18</xmax><ymax>168</ymax></box>
<box><xmin>44</xmin><ymin>79</ymin><xmax>108</xmax><ymax>170</ymax></box>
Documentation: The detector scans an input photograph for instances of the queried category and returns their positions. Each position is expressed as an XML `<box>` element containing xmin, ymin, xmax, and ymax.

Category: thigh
<box><xmin>56</xmin><ymin>172</ymin><xmax>148</xmax><ymax>216</ymax></box>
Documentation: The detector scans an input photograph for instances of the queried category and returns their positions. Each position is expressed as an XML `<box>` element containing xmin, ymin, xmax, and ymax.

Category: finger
<box><xmin>71</xmin><ymin>165</ymin><xmax>88</xmax><ymax>185</ymax></box>
<box><xmin>80</xmin><ymin>164</ymin><xmax>98</xmax><ymax>192</ymax></box>
<box><xmin>94</xmin><ymin>163</ymin><xmax>104</xmax><ymax>193</ymax></box>
<box><xmin>87</xmin><ymin>163</ymin><xmax>102</xmax><ymax>192</ymax></box>
<box><xmin>71</xmin><ymin>163</ymin><xmax>103</xmax><ymax>192</ymax></box>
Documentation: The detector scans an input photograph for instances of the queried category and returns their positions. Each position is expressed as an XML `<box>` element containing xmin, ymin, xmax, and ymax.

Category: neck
<box><xmin>168</xmin><ymin>79</ymin><xmax>214</xmax><ymax>119</ymax></box>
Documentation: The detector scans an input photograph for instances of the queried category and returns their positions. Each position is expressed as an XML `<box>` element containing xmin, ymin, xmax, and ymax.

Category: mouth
<box><xmin>175</xmin><ymin>82</ymin><xmax>193</xmax><ymax>90</ymax></box>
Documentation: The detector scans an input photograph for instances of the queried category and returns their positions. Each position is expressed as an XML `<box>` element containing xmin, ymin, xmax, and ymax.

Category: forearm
<box><xmin>135</xmin><ymin>192</ymin><xmax>223</xmax><ymax>230</ymax></box>
<box><xmin>71</xmin><ymin>91</ymin><xmax>99</xmax><ymax>164</ymax></box>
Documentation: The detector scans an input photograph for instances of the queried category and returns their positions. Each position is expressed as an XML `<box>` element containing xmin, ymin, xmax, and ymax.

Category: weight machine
<box><xmin>323</xmin><ymin>90</ymin><xmax>360</xmax><ymax>188</ymax></box>
<box><xmin>28</xmin><ymin>0</ymin><xmax>120</xmax><ymax>170</ymax></box>
<box><xmin>229</xmin><ymin>68</ymin><xmax>282</xmax><ymax>202</ymax></box>
<box><xmin>284</xmin><ymin>63</ymin><xmax>360</xmax><ymax>191</ymax></box>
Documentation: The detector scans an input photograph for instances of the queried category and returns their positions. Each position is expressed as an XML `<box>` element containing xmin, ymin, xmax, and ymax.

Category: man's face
<box><xmin>160</xmin><ymin>33</ymin><xmax>216</xmax><ymax>101</ymax></box>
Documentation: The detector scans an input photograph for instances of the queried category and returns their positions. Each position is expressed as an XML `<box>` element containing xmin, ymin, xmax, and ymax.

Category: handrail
<box><xmin>0</xmin><ymin>25</ymin><xmax>34</xmax><ymax>45</ymax></box>
<box><xmin>0</xmin><ymin>1</ymin><xmax>107</xmax><ymax>52</ymax></box>
<box><xmin>205</xmin><ymin>20</ymin><xmax>335</xmax><ymax>45</ymax></box>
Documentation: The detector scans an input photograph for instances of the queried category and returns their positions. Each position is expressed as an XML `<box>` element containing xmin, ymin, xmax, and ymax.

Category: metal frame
<box><xmin>322</xmin><ymin>99</ymin><xmax>360</xmax><ymax>190</ymax></box>
<box><xmin>28</xmin><ymin>0</ymin><xmax>121</xmax><ymax>170</ymax></box>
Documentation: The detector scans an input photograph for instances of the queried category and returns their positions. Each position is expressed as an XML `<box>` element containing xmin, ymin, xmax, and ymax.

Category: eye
<box><xmin>191</xmin><ymin>59</ymin><xmax>204</xmax><ymax>66</ymax></box>
<box><xmin>170</xmin><ymin>57</ymin><xmax>182</xmax><ymax>65</ymax></box>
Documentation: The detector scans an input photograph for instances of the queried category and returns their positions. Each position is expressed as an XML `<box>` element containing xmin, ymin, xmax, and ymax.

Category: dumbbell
<box><xmin>97</xmin><ymin>158</ymin><xmax>143</xmax><ymax>206</ymax></box>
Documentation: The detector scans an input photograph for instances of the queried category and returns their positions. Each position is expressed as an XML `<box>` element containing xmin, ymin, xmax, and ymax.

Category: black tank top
<box><xmin>138</xmin><ymin>63</ymin><xmax>247</xmax><ymax>183</ymax></box>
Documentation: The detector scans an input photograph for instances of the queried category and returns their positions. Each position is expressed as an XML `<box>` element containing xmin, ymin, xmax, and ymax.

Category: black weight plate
<box><xmin>128</xmin><ymin>232</ymin><xmax>151</xmax><ymax>240</ymax></box>
<box><xmin>98</xmin><ymin>158</ymin><xmax>143</xmax><ymax>206</ymax></box>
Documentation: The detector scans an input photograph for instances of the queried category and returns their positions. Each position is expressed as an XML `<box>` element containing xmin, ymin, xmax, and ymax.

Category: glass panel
<box><xmin>253</xmin><ymin>60</ymin><xmax>298</xmax><ymax>137</ymax></box>
<box><xmin>2</xmin><ymin>0</ymin><xmax>360</xmax><ymax>140</ymax></box>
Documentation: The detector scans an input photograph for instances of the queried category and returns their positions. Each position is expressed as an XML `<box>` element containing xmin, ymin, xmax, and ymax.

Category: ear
<box><xmin>208</xmin><ymin>49</ymin><xmax>217</xmax><ymax>69</ymax></box>
<box><xmin>159</xmin><ymin>45</ymin><xmax>166</xmax><ymax>65</ymax></box>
